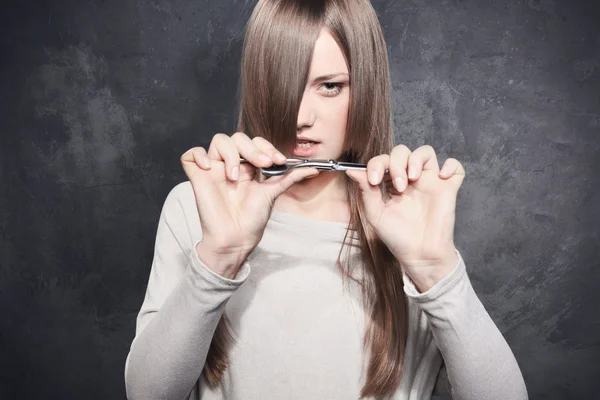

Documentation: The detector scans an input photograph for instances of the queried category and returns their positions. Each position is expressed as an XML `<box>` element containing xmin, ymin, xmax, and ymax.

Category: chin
<box><xmin>298</xmin><ymin>172</ymin><xmax>321</xmax><ymax>183</ymax></box>
<box><xmin>300</xmin><ymin>174</ymin><xmax>317</xmax><ymax>181</ymax></box>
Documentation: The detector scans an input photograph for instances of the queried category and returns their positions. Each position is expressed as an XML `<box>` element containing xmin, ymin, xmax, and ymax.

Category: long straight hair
<box><xmin>202</xmin><ymin>0</ymin><xmax>408</xmax><ymax>398</ymax></box>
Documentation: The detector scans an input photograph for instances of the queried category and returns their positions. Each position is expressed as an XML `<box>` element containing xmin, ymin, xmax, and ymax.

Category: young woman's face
<box><xmin>294</xmin><ymin>28</ymin><xmax>350</xmax><ymax>160</ymax></box>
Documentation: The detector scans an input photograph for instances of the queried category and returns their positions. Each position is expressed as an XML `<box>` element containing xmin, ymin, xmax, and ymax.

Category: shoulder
<box><xmin>159</xmin><ymin>180</ymin><xmax>202</xmax><ymax>246</ymax></box>
<box><xmin>161</xmin><ymin>181</ymin><xmax>197</xmax><ymax>217</ymax></box>
<box><xmin>163</xmin><ymin>180</ymin><xmax>194</xmax><ymax>207</ymax></box>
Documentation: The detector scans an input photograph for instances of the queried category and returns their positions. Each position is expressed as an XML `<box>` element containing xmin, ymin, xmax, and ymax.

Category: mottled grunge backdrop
<box><xmin>1</xmin><ymin>0</ymin><xmax>599</xmax><ymax>399</ymax></box>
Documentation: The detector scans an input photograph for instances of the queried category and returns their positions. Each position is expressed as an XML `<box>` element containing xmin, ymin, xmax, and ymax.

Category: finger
<box><xmin>231</xmin><ymin>132</ymin><xmax>277</xmax><ymax>169</ymax></box>
<box><xmin>383</xmin><ymin>179</ymin><xmax>403</xmax><ymax>197</ymax></box>
<box><xmin>407</xmin><ymin>145</ymin><xmax>439</xmax><ymax>181</ymax></box>
<box><xmin>180</xmin><ymin>147</ymin><xmax>211</xmax><ymax>184</ymax></box>
<box><xmin>439</xmin><ymin>157</ymin><xmax>464</xmax><ymax>176</ymax></box>
<box><xmin>207</xmin><ymin>133</ymin><xmax>241</xmax><ymax>181</ymax></box>
<box><xmin>206</xmin><ymin>133</ymin><xmax>226</xmax><ymax>160</ymax></box>
<box><xmin>180</xmin><ymin>148</ymin><xmax>228</xmax><ymax>204</ymax></box>
<box><xmin>439</xmin><ymin>158</ymin><xmax>457</xmax><ymax>178</ymax></box>
<box><xmin>181</xmin><ymin>146</ymin><xmax>211</xmax><ymax>171</ymax></box>
<box><xmin>366</xmin><ymin>154</ymin><xmax>389</xmax><ymax>186</ymax></box>
<box><xmin>230</xmin><ymin>132</ymin><xmax>275</xmax><ymax>182</ymax></box>
<box><xmin>251</xmin><ymin>136</ymin><xmax>288</xmax><ymax>164</ymax></box>
<box><xmin>389</xmin><ymin>144</ymin><xmax>411</xmax><ymax>192</ymax></box>
<box><xmin>262</xmin><ymin>168</ymin><xmax>321</xmax><ymax>202</ymax></box>
<box><xmin>440</xmin><ymin>158</ymin><xmax>466</xmax><ymax>190</ymax></box>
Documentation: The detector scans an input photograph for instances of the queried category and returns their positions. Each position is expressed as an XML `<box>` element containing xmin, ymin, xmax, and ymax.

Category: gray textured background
<box><xmin>1</xmin><ymin>0</ymin><xmax>599</xmax><ymax>399</ymax></box>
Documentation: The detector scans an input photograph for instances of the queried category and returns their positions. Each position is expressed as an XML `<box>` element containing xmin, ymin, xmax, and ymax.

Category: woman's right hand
<box><xmin>180</xmin><ymin>132</ymin><xmax>319</xmax><ymax>279</ymax></box>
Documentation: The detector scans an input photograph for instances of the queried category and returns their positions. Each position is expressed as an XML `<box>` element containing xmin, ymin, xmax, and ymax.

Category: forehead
<box><xmin>308</xmin><ymin>28</ymin><xmax>349</xmax><ymax>78</ymax></box>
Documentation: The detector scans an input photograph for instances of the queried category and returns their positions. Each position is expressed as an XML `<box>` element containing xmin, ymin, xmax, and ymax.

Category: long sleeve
<box><xmin>124</xmin><ymin>183</ymin><xmax>251</xmax><ymax>400</ymax></box>
<box><xmin>403</xmin><ymin>248</ymin><xmax>528</xmax><ymax>400</ymax></box>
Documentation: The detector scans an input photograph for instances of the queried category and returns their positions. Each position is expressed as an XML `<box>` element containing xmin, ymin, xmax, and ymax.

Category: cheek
<box><xmin>330</xmin><ymin>94</ymin><xmax>349</xmax><ymax>135</ymax></box>
<box><xmin>337</xmin><ymin>95</ymin><xmax>350</xmax><ymax>139</ymax></box>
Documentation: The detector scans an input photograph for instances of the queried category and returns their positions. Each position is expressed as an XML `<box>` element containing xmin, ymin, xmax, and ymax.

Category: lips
<box><xmin>296</xmin><ymin>135</ymin><xmax>320</xmax><ymax>143</ymax></box>
<box><xmin>292</xmin><ymin>140</ymin><xmax>320</xmax><ymax>157</ymax></box>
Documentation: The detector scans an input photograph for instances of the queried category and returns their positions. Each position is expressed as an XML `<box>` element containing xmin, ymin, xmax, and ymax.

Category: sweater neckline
<box><xmin>269</xmin><ymin>209</ymin><xmax>359</xmax><ymax>244</ymax></box>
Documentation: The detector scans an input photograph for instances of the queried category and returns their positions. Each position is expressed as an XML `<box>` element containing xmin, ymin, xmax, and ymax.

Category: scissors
<box><xmin>240</xmin><ymin>157</ymin><xmax>390</xmax><ymax>177</ymax></box>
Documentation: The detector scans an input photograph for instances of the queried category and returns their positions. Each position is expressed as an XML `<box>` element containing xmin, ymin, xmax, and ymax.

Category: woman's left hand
<box><xmin>345</xmin><ymin>144</ymin><xmax>466</xmax><ymax>293</ymax></box>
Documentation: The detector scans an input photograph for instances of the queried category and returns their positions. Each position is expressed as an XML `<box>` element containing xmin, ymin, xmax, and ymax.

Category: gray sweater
<box><xmin>124</xmin><ymin>181</ymin><xmax>528</xmax><ymax>400</ymax></box>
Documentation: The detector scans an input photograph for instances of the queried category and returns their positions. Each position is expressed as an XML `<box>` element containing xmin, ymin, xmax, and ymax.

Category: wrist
<box><xmin>195</xmin><ymin>240</ymin><xmax>250</xmax><ymax>280</ymax></box>
<box><xmin>402</xmin><ymin>250</ymin><xmax>459</xmax><ymax>293</ymax></box>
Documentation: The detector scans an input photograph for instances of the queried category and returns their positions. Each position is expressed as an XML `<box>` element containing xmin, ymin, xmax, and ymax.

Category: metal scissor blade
<box><xmin>240</xmin><ymin>157</ymin><xmax>335</xmax><ymax>176</ymax></box>
<box><xmin>239</xmin><ymin>158</ymin><xmax>297</xmax><ymax>176</ymax></box>
<box><xmin>278</xmin><ymin>158</ymin><xmax>371</xmax><ymax>172</ymax></box>
<box><xmin>332</xmin><ymin>161</ymin><xmax>367</xmax><ymax>171</ymax></box>
<box><xmin>334</xmin><ymin>161</ymin><xmax>391</xmax><ymax>174</ymax></box>
<box><xmin>240</xmin><ymin>157</ymin><xmax>387</xmax><ymax>176</ymax></box>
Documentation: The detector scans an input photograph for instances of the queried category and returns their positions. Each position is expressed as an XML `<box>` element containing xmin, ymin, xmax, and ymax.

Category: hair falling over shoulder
<box><xmin>202</xmin><ymin>0</ymin><xmax>408</xmax><ymax>398</ymax></box>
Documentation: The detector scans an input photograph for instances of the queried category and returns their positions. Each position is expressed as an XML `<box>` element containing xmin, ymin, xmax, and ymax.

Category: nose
<box><xmin>296</xmin><ymin>91</ymin><xmax>316</xmax><ymax>132</ymax></box>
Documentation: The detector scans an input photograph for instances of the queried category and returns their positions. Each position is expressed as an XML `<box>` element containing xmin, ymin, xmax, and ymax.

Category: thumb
<box><xmin>345</xmin><ymin>170</ymin><xmax>385</xmax><ymax>222</ymax></box>
<box><xmin>263</xmin><ymin>167</ymin><xmax>320</xmax><ymax>201</ymax></box>
<box><xmin>442</xmin><ymin>160</ymin><xmax>466</xmax><ymax>193</ymax></box>
<box><xmin>449</xmin><ymin>164</ymin><xmax>466</xmax><ymax>192</ymax></box>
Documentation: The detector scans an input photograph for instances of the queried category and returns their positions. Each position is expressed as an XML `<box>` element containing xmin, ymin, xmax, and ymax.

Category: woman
<box><xmin>125</xmin><ymin>0</ymin><xmax>528</xmax><ymax>399</ymax></box>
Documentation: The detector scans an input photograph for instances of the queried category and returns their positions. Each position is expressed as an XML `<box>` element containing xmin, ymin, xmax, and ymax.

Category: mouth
<box><xmin>292</xmin><ymin>140</ymin><xmax>321</xmax><ymax>157</ymax></box>
<box><xmin>296</xmin><ymin>140</ymin><xmax>319</xmax><ymax>148</ymax></box>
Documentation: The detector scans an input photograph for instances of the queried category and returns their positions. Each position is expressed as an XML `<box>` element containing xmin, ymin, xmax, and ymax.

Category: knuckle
<box><xmin>252</xmin><ymin>136</ymin><xmax>270</xmax><ymax>148</ymax></box>
<box><xmin>191</xmin><ymin>148</ymin><xmax>205</xmax><ymax>160</ymax></box>
<box><xmin>395</xmin><ymin>144</ymin><xmax>410</xmax><ymax>152</ymax></box>
<box><xmin>231</xmin><ymin>131</ymin><xmax>247</xmax><ymax>140</ymax></box>
<box><xmin>254</xmin><ymin>136</ymin><xmax>272</xmax><ymax>146</ymax></box>
<box><xmin>212</xmin><ymin>133</ymin><xmax>227</xmax><ymax>143</ymax></box>
<box><xmin>181</xmin><ymin>147</ymin><xmax>201</xmax><ymax>160</ymax></box>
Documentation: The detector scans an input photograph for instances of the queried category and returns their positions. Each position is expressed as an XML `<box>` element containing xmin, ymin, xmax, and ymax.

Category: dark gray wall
<box><xmin>1</xmin><ymin>0</ymin><xmax>598</xmax><ymax>398</ymax></box>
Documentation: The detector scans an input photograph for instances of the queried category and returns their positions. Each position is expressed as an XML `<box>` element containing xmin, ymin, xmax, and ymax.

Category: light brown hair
<box><xmin>203</xmin><ymin>0</ymin><xmax>407</xmax><ymax>398</ymax></box>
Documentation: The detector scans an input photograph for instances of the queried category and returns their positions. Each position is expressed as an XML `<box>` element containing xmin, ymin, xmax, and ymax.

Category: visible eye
<box><xmin>319</xmin><ymin>82</ymin><xmax>345</xmax><ymax>97</ymax></box>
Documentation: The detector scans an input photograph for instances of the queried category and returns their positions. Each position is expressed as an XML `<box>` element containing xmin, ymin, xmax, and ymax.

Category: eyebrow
<box><xmin>311</xmin><ymin>73</ymin><xmax>349</xmax><ymax>83</ymax></box>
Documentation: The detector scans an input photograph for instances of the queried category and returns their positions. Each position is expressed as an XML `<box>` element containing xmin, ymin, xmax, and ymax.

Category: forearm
<box><xmin>404</xmin><ymin>250</ymin><xmax>528</xmax><ymax>400</ymax></box>
<box><xmin>125</xmin><ymin>247</ymin><xmax>249</xmax><ymax>400</ymax></box>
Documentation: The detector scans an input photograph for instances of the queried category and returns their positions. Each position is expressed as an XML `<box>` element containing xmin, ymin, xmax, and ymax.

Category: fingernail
<box><xmin>232</xmin><ymin>166</ymin><xmax>239</xmax><ymax>180</ymax></box>
<box><xmin>368</xmin><ymin>172</ymin><xmax>379</xmax><ymax>185</ymax></box>
<box><xmin>408</xmin><ymin>167</ymin><xmax>417</xmax><ymax>180</ymax></box>
<box><xmin>203</xmin><ymin>157</ymin><xmax>210</xmax><ymax>168</ymax></box>
<box><xmin>259</xmin><ymin>154</ymin><xmax>271</xmax><ymax>164</ymax></box>
<box><xmin>276</xmin><ymin>153</ymin><xmax>287</xmax><ymax>162</ymax></box>
<box><xmin>395</xmin><ymin>177</ymin><xmax>405</xmax><ymax>192</ymax></box>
